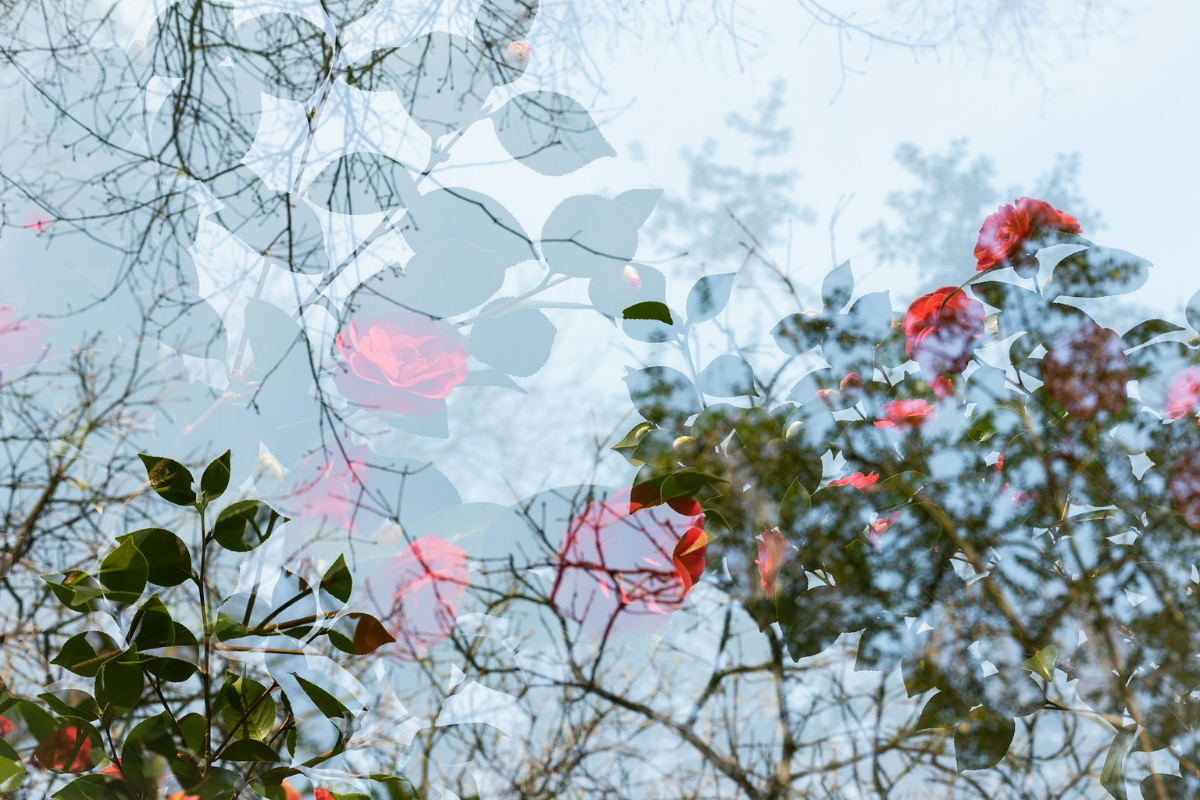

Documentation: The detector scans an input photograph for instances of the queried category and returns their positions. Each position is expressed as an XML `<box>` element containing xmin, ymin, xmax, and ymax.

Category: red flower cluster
<box><xmin>1165</xmin><ymin>367</ymin><xmax>1200</xmax><ymax>421</ymax></box>
<box><xmin>974</xmin><ymin>197</ymin><xmax>1082</xmax><ymax>275</ymax></box>
<box><xmin>828</xmin><ymin>472</ymin><xmax>879</xmax><ymax>491</ymax></box>
<box><xmin>1041</xmin><ymin>321</ymin><xmax>1128</xmax><ymax>419</ymax></box>
<box><xmin>875</xmin><ymin>399</ymin><xmax>937</xmax><ymax>432</ymax></box>
<box><xmin>903</xmin><ymin>287</ymin><xmax>985</xmax><ymax>378</ymax></box>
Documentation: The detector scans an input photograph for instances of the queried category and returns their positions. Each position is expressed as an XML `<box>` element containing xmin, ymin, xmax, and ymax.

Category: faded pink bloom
<box><xmin>828</xmin><ymin>472</ymin><xmax>879</xmax><ymax>491</ymax></box>
<box><xmin>1165</xmin><ymin>367</ymin><xmax>1200</xmax><ymax>421</ymax></box>
<box><xmin>24</xmin><ymin>210</ymin><xmax>51</xmax><ymax>234</ymax></box>
<box><xmin>365</xmin><ymin>535</ymin><xmax>469</xmax><ymax>660</ymax></box>
<box><xmin>867</xmin><ymin>512</ymin><xmax>900</xmax><ymax>548</ymax></box>
<box><xmin>285</xmin><ymin>445</ymin><xmax>370</xmax><ymax>533</ymax></box>
<box><xmin>874</xmin><ymin>399</ymin><xmax>936</xmax><ymax>431</ymax></box>
<box><xmin>756</xmin><ymin>528</ymin><xmax>789</xmax><ymax>601</ymax></box>
<box><xmin>930</xmin><ymin>376</ymin><xmax>954</xmax><ymax>400</ymax></box>
<box><xmin>0</xmin><ymin>305</ymin><xmax>51</xmax><ymax>379</ymax></box>
<box><xmin>334</xmin><ymin>312</ymin><xmax>467</xmax><ymax>417</ymax></box>
<box><xmin>551</xmin><ymin>490</ymin><xmax>705</xmax><ymax>638</ymax></box>
<box><xmin>622</xmin><ymin>264</ymin><xmax>642</xmax><ymax>289</ymax></box>
<box><xmin>504</xmin><ymin>40</ymin><xmax>531</xmax><ymax>67</ymax></box>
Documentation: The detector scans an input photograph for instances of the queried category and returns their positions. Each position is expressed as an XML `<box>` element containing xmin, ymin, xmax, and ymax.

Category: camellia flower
<box><xmin>33</xmin><ymin>727</ymin><xmax>91</xmax><ymax>773</ymax></box>
<box><xmin>756</xmin><ymin>528</ymin><xmax>789</xmax><ymax>601</ymax></box>
<box><xmin>1170</xmin><ymin>451</ymin><xmax>1200</xmax><ymax>530</ymax></box>
<box><xmin>364</xmin><ymin>535</ymin><xmax>470</xmax><ymax>661</ymax></box>
<box><xmin>166</xmin><ymin>792</ymin><xmax>200</xmax><ymax>800</ymax></box>
<box><xmin>24</xmin><ymin>209</ymin><xmax>51</xmax><ymax>234</ymax></box>
<box><xmin>551</xmin><ymin>491</ymin><xmax>706</xmax><ymax>638</ymax></box>
<box><xmin>930</xmin><ymin>376</ymin><xmax>954</xmax><ymax>400</ymax></box>
<box><xmin>867</xmin><ymin>511</ymin><xmax>900</xmax><ymax>548</ymax></box>
<box><xmin>0</xmin><ymin>716</ymin><xmax>12</xmax><ymax>736</ymax></box>
<box><xmin>840</xmin><ymin>372</ymin><xmax>865</xmax><ymax>402</ymax></box>
<box><xmin>875</xmin><ymin>399</ymin><xmax>937</xmax><ymax>432</ymax></box>
<box><xmin>284</xmin><ymin>445</ymin><xmax>371</xmax><ymax>534</ymax></box>
<box><xmin>1041</xmin><ymin>321</ymin><xmax>1128</xmax><ymax>419</ymax></box>
<box><xmin>281</xmin><ymin>780</ymin><xmax>301</xmax><ymax>800</ymax></box>
<box><xmin>828</xmin><ymin>472</ymin><xmax>879</xmax><ymax>491</ymax></box>
<box><xmin>974</xmin><ymin>197</ymin><xmax>1082</xmax><ymax>275</ymax></box>
<box><xmin>1164</xmin><ymin>367</ymin><xmax>1200</xmax><ymax>421</ymax></box>
<box><xmin>333</xmin><ymin>312</ymin><xmax>467</xmax><ymax>418</ymax></box>
<box><xmin>0</xmin><ymin>305</ymin><xmax>51</xmax><ymax>380</ymax></box>
<box><xmin>315</xmin><ymin>790</ymin><xmax>333</xmax><ymax>800</ymax></box>
<box><xmin>903</xmin><ymin>287</ymin><xmax>985</xmax><ymax>377</ymax></box>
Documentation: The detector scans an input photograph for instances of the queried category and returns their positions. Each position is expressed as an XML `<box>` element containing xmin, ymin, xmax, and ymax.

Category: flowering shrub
<box><xmin>974</xmin><ymin>196</ymin><xmax>1082</xmax><ymax>275</ymax></box>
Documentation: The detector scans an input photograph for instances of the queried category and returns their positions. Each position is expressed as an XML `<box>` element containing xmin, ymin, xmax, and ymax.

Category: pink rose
<box><xmin>334</xmin><ymin>312</ymin><xmax>467</xmax><ymax>417</ymax></box>
<box><xmin>364</xmin><ymin>535</ymin><xmax>469</xmax><ymax>660</ymax></box>
<box><xmin>551</xmin><ymin>491</ymin><xmax>706</xmax><ymax>638</ymax></box>
<box><xmin>0</xmin><ymin>304</ymin><xmax>51</xmax><ymax>380</ymax></box>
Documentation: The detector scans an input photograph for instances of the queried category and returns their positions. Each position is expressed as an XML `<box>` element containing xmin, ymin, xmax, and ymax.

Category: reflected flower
<box><xmin>756</xmin><ymin>528</ymin><xmax>789</xmax><ymax>601</ymax></box>
<box><xmin>875</xmin><ymin>399</ymin><xmax>936</xmax><ymax>431</ymax></box>
<box><xmin>551</xmin><ymin>491</ymin><xmax>706</xmax><ymax>638</ymax></box>
<box><xmin>828</xmin><ymin>472</ymin><xmax>879</xmax><ymax>491</ymax></box>
<box><xmin>24</xmin><ymin>210</ymin><xmax>51</xmax><ymax>234</ymax></box>
<box><xmin>283</xmin><ymin>445</ymin><xmax>371</xmax><ymax>534</ymax></box>
<box><xmin>0</xmin><ymin>304</ymin><xmax>51</xmax><ymax>380</ymax></box>
<box><xmin>975</xmin><ymin>197</ymin><xmax>1081</xmax><ymax>275</ymax></box>
<box><xmin>0</xmin><ymin>716</ymin><xmax>11</xmax><ymax>736</ymax></box>
<box><xmin>1042</xmin><ymin>321</ymin><xmax>1128</xmax><ymax>418</ymax></box>
<box><xmin>365</xmin><ymin>535</ymin><xmax>469</xmax><ymax>660</ymax></box>
<box><xmin>867</xmin><ymin>512</ymin><xmax>900</xmax><ymax>548</ymax></box>
<box><xmin>930</xmin><ymin>375</ymin><xmax>955</xmax><ymax>400</ymax></box>
<box><xmin>33</xmin><ymin>727</ymin><xmax>91</xmax><ymax>773</ymax></box>
<box><xmin>903</xmin><ymin>286</ymin><xmax>984</xmax><ymax>377</ymax></box>
<box><xmin>1171</xmin><ymin>452</ymin><xmax>1200</xmax><ymax>530</ymax></box>
<box><xmin>504</xmin><ymin>40</ymin><xmax>531</xmax><ymax>68</ymax></box>
<box><xmin>334</xmin><ymin>312</ymin><xmax>467</xmax><ymax>417</ymax></box>
<box><xmin>1165</xmin><ymin>367</ymin><xmax>1200</xmax><ymax>421</ymax></box>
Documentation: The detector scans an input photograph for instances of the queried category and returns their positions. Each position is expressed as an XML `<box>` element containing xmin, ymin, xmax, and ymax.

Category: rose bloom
<box><xmin>33</xmin><ymin>727</ymin><xmax>91</xmax><ymax>773</ymax></box>
<box><xmin>828</xmin><ymin>472</ymin><xmax>879</xmax><ymax>491</ymax></box>
<box><xmin>756</xmin><ymin>528</ymin><xmax>789</xmax><ymax>602</ymax></box>
<box><xmin>1164</xmin><ymin>367</ymin><xmax>1200</xmax><ymax>421</ymax></box>
<box><xmin>550</xmin><ymin>491</ymin><xmax>706</xmax><ymax>638</ymax></box>
<box><xmin>975</xmin><ymin>197</ymin><xmax>1082</xmax><ymax>275</ymax></box>
<box><xmin>903</xmin><ymin>287</ymin><xmax>985</xmax><ymax>377</ymax></box>
<box><xmin>875</xmin><ymin>399</ymin><xmax>937</xmax><ymax>431</ymax></box>
<box><xmin>363</xmin><ymin>535</ymin><xmax>469</xmax><ymax>661</ymax></box>
<box><xmin>334</xmin><ymin>311</ymin><xmax>467</xmax><ymax>417</ymax></box>
<box><xmin>284</xmin><ymin>445</ymin><xmax>371</xmax><ymax>534</ymax></box>
<box><xmin>0</xmin><ymin>304</ymin><xmax>51</xmax><ymax>380</ymax></box>
<box><xmin>1041</xmin><ymin>321</ymin><xmax>1128</xmax><ymax>419</ymax></box>
<box><xmin>1171</xmin><ymin>451</ymin><xmax>1200</xmax><ymax>530</ymax></box>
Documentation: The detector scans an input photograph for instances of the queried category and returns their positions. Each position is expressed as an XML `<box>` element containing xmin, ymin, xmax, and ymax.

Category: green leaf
<box><xmin>1101</xmin><ymin>725</ymin><xmax>1137</xmax><ymax>799</ymax></box>
<box><xmin>369</xmin><ymin>774</ymin><xmax>422</xmax><ymax>800</ymax></box>
<box><xmin>1120</xmin><ymin>319</ymin><xmax>1185</xmax><ymax>351</ymax></box>
<box><xmin>138</xmin><ymin>454</ymin><xmax>196</xmax><ymax>507</ymax></box>
<box><xmin>201</xmin><ymin>450</ymin><xmax>232</xmax><ymax>503</ymax></box>
<box><xmin>686</xmin><ymin>273</ymin><xmax>736</xmax><ymax>323</ymax></box>
<box><xmin>954</xmin><ymin>706</ymin><xmax>1015</xmax><ymax>772</ymax></box>
<box><xmin>1021</xmin><ymin>644</ymin><xmax>1059</xmax><ymax>682</ymax></box>
<box><xmin>220</xmin><ymin>677</ymin><xmax>276</xmax><ymax>743</ymax></box>
<box><xmin>320</xmin><ymin>555</ymin><xmax>353</xmax><ymax>606</ymax></box>
<box><xmin>326</xmin><ymin>613</ymin><xmax>396</xmax><ymax>656</ymax></box>
<box><xmin>1140</xmin><ymin>774</ymin><xmax>1188</xmax><ymax>798</ymax></box>
<box><xmin>822</xmin><ymin>260</ymin><xmax>853</xmax><ymax>312</ymax></box>
<box><xmin>623</xmin><ymin>301</ymin><xmax>672</xmax><ymax>325</ymax></box>
<box><xmin>220</xmin><ymin>738</ymin><xmax>282</xmax><ymax>762</ymax></box>
<box><xmin>51</xmin><ymin>632</ymin><xmax>121</xmax><ymax>678</ymax></box>
<box><xmin>611</xmin><ymin>422</ymin><xmax>652</xmax><ymax>464</ymax></box>
<box><xmin>212</xmin><ymin>500</ymin><xmax>284</xmax><ymax>552</ymax></box>
<box><xmin>0</xmin><ymin>739</ymin><xmax>25</xmax><ymax>792</ymax></box>
<box><xmin>95</xmin><ymin>651</ymin><xmax>144</xmax><ymax>715</ymax></box>
<box><xmin>98</xmin><ymin>539</ymin><xmax>148</xmax><ymax>598</ymax></box>
<box><xmin>771</xmin><ymin>313</ymin><xmax>829</xmax><ymax>355</ymax></box>
<box><xmin>52</xmin><ymin>775</ymin><xmax>131</xmax><ymax>800</ymax></box>
<box><xmin>292</xmin><ymin>674</ymin><xmax>351</xmax><ymax>719</ymax></box>
<box><xmin>178</xmin><ymin>713</ymin><xmax>206</xmax><ymax>754</ymax></box>
<box><xmin>43</xmin><ymin>571</ymin><xmax>100</xmax><ymax>614</ymax></box>
<box><xmin>37</xmin><ymin>690</ymin><xmax>100</xmax><ymax>723</ymax></box>
<box><xmin>915</xmin><ymin>691</ymin><xmax>966</xmax><ymax>730</ymax></box>
<box><xmin>123</xmin><ymin>528</ymin><xmax>192</xmax><ymax>587</ymax></box>
<box><xmin>129</xmin><ymin>595</ymin><xmax>175</xmax><ymax>650</ymax></box>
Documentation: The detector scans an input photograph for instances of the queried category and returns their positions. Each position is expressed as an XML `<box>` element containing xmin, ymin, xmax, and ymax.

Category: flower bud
<box><xmin>504</xmin><ymin>41</ymin><xmax>531</xmax><ymax>68</ymax></box>
<box><xmin>622</xmin><ymin>264</ymin><xmax>642</xmax><ymax>289</ymax></box>
<box><xmin>672</xmin><ymin>435</ymin><xmax>699</xmax><ymax>456</ymax></box>
<box><xmin>785</xmin><ymin>420</ymin><xmax>803</xmax><ymax>439</ymax></box>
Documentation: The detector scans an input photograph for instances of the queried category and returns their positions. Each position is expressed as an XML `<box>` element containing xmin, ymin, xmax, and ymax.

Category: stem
<box><xmin>197</xmin><ymin>503</ymin><xmax>212</xmax><ymax>773</ymax></box>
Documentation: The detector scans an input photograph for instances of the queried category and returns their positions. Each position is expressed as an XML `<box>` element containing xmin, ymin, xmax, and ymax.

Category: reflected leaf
<box><xmin>305</xmin><ymin>153</ymin><xmax>417</xmax><ymax>214</ymax></box>
<box><xmin>541</xmin><ymin>195</ymin><xmax>641</xmax><ymax>278</ymax></box>
<box><xmin>467</xmin><ymin>304</ymin><xmax>556</xmax><ymax>377</ymax></box>
<box><xmin>493</xmin><ymin>91</ymin><xmax>615</xmax><ymax>175</ymax></box>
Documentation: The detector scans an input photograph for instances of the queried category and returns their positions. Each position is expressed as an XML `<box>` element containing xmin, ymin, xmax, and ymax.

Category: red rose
<box><xmin>903</xmin><ymin>287</ymin><xmax>985</xmax><ymax>377</ymax></box>
<box><xmin>334</xmin><ymin>311</ymin><xmax>467</xmax><ymax>417</ymax></box>
<box><xmin>1165</xmin><ymin>367</ymin><xmax>1200</xmax><ymax>421</ymax></box>
<box><xmin>1041</xmin><ymin>321</ymin><xmax>1128</xmax><ymax>419</ymax></box>
<box><xmin>755</xmin><ymin>528</ymin><xmax>789</xmax><ymax>601</ymax></box>
<box><xmin>874</xmin><ymin>399</ymin><xmax>936</xmax><ymax>432</ymax></box>
<box><xmin>551</xmin><ymin>491</ymin><xmax>705</xmax><ymax>638</ymax></box>
<box><xmin>1171</xmin><ymin>451</ymin><xmax>1200</xmax><ymax>530</ymax></box>
<box><xmin>828</xmin><ymin>472</ymin><xmax>879</xmax><ymax>491</ymax></box>
<box><xmin>975</xmin><ymin>197</ymin><xmax>1081</xmax><ymax>275</ymax></box>
<box><xmin>364</xmin><ymin>535</ymin><xmax>470</xmax><ymax>660</ymax></box>
<box><xmin>33</xmin><ymin>727</ymin><xmax>92</xmax><ymax>773</ymax></box>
